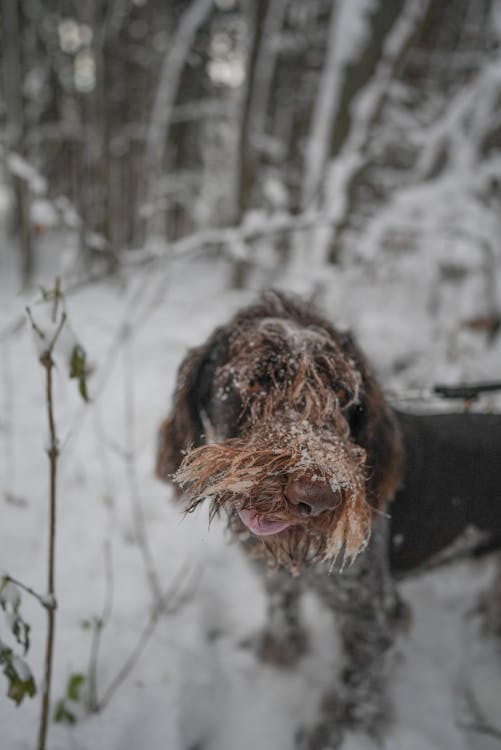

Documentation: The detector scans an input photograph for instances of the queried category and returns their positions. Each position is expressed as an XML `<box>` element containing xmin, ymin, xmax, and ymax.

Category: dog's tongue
<box><xmin>238</xmin><ymin>509</ymin><xmax>291</xmax><ymax>536</ymax></box>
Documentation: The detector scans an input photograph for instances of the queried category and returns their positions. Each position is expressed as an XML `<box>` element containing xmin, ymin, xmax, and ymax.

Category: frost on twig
<box><xmin>26</xmin><ymin>280</ymin><xmax>91</xmax><ymax>403</ymax></box>
<box><xmin>1</xmin><ymin>574</ymin><xmax>56</xmax><ymax>613</ymax></box>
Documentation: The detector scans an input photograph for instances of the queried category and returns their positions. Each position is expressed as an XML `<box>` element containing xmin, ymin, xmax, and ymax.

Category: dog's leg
<box><xmin>335</xmin><ymin>520</ymin><xmax>398</xmax><ymax>733</ymax></box>
<box><xmin>484</xmin><ymin>552</ymin><xmax>501</xmax><ymax>635</ymax></box>
<box><xmin>305</xmin><ymin>520</ymin><xmax>399</xmax><ymax>747</ymax></box>
<box><xmin>257</xmin><ymin>568</ymin><xmax>307</xmax><ymax>667</ymax></box>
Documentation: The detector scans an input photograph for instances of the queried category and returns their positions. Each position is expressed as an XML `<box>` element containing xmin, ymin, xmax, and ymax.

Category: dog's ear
<box><xmin>155</xmin><ymin>327</ymin><xmax>230</xmax><ymax>482</ymax></box>
<box><xmin>155</xmin><ymin>417</ymin><xmax>183</xmax><ymax>482</ymax></box>
<box><xmin>340</xmin><ymin>333</ymin><xmax>404</xmax><ymax>509</ymax></box>
<box><xmin>155</xmin><ymin>346</ymin><xmax>208</xmax><ymax>482</ymax></box>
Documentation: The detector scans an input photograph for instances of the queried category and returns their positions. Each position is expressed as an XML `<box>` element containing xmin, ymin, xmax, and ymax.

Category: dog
<box><xmin>155</xmin><ymin>290</ymin><xmax>501</xmax><ymax>747</ymax></box>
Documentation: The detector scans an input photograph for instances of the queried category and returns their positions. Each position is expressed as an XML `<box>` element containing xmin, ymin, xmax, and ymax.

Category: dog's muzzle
<box><xmin>237</xmin><ymin>475</ymin><xmax>341</xmax><ymax>536</ymax></box>
<box><xmin>284</xmin><ymin>476</ymin><xmax>341</xmax><ymax>517</ymax></box>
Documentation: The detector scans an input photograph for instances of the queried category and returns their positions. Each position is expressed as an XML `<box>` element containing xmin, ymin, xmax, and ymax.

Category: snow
<box><xmin>301</xmin><ymin>0</ymin><xmax>375</xmax><ymax>208</ymax></box>
<box><xmin>6</xmin><ymin>153</ymin><xmax>47</xmax><ymax>195</ymax></box>
<box><xmin>2</xmin><ymin>236</ymin><xmax>501</xmax><ymax>748</ymax></box>
<box><xmin>0</xmin><ymin>581</ymin><xmax>21</xmax><ymax>610</ymax></box>
<box><xmin>30</xmin><ymin>199</ymin><xmax>58</xmax><ymax>229</ymax></box>
<box><xmin>40</xmin><ymin>594</ymin><xmax>57</xmax><ymax>610</ymax></box>
<box><xmin>10</xmin><ymin>655</ymin><xmax>33</xmax><ymax>684</ymax></box>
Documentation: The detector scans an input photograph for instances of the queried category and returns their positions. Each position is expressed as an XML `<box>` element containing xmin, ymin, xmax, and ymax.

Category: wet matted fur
<box><xmin>155</xmin><ymin>291</ymin><xmax>406</xmax><ymax>745</ymax></box>
<box><xmin>156</xmin><ymin>291</ymin><xmax>403</xmax><ymax>572</ymax></box>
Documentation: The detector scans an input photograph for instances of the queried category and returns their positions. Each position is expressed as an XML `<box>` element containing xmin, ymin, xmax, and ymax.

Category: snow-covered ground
<box><xmin>1</xmin><ymin>239</ymin><xmax>501</xmax><ymax>750</ymax></box>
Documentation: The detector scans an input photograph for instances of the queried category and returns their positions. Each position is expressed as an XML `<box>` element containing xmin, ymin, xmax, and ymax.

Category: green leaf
<box><xmin>0</xmin><ymin>582</ymin><xmax>31</xmax><ymax>654</ymax></box>
<box><xmin>53</xmin><ymin>699</ymin><xmax>76</xmax><ymax>725</ymax></box>
<box><xmin>69</xmin><ymin>344</ymin><xmax>90</xmax><ymax>402</ymax></box>
<box><xmin>53</xmin><ymin>673</ymin><xmax>86</xmax><ymax>725</ymax></box>
<box><xmin>38</xmin><ymin>286</ymin><xmax>52</xmax><ymax>302</ymax></box>
<box><xmin>0</xmin><ymin>645</ymin><xmax>36</xmax><ymax>706</ymax></box>
<box><xmin>12</xmin><ymin>618</ymin><xmax>30</xmax><ymax>655</ymax></box>
<box><xmin>67</xmin><ymin>673</ymin><xmax>85</xmax><ymax>702</ymax></box>
<box><xmin>7</xmin><ymin>672</ymin><xmax>36</xmax><ymax>705</ymax></box>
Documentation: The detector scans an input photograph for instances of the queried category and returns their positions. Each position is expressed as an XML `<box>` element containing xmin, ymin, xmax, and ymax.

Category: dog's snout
<box><xmin>284</xmin><ymin>477</ymin><xmax>340</xmax><ymax>517</ymax></box>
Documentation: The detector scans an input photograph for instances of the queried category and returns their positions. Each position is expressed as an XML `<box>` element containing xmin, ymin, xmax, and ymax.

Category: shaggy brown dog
<box><xmin>156</xmin><ymin>291</ymin><xmax>501</xmax><ymax>745</ymax></box>
<box><xmin>156</xmin><ymin>292</ymin><xmax>404</xmax><ymax>571</ymax></box>
<box><xmin>156</xmin><ymin>291</ymin><xmax>408</xmax><ymax>746</ymax></box>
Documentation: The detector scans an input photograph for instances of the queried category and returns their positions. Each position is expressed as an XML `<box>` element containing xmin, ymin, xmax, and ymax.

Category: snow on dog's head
<box><xmin>156</xmin><ymin>292</ymin><xmax>403</xmax><ymax>574</ymax></box>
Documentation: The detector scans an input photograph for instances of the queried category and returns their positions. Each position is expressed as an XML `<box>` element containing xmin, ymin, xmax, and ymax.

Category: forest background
<box><xmin>1</xmin><ymin>2</ymin><xmax>501</xmax><ymax>749</ymax></box>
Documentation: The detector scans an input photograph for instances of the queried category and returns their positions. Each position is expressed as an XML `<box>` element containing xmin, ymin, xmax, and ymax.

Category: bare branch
<box><xmin>458</xmin><ymin>720</ymin><xmax>501</xmax><ymax>741</ymax></box>
<box><xmin>122</xmin><ymin>327</ymin><xmax>163</xmax><ymax>604</ymax></box>
<box><xmin>97</xmin><ymin>565</ymin><xmax>195</xmax><ymax>711</ymax></box>
<box><xmin>301</xmin><ymin>0</ymin><xmax>344</xmax><ymax>209</ymax></box>
<box><xmin>144</xmin><ymin>0</ymin><xmax>214</xmax><ymax>227</ymax></box>
<box><xmin>1</xmin><ymin>574</ymin><xmax>56</xmax><ymax>611</ymax></box>
<box><xmin>317</xmin><ymin>0</ymin><xmax>433</xmax><ymax>262</ymax></box>
<box><xmin>86</xmin><ymin>541</ymin><xmax>114</xmax><ymax>712</ymax></box>
<box><xmin>26</xmin><ymin>283</ymin><xmax>66</xmax><ymax>750</ymax></box>
<box><xmin>249</xmin><ymin>0</ymin><xmax>290</xmax><ymax>139</ymax></box>
<box><xmin>1</xmin><ymin>340</ymin><xmax>15</xmax><ymax>503</ymax></box>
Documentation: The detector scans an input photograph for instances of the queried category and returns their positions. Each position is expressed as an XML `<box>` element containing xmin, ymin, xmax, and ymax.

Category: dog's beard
<box><xmin>174</xmin><ymin>420</ymin><xmax>372</xmax><ymax>573</ymax></box>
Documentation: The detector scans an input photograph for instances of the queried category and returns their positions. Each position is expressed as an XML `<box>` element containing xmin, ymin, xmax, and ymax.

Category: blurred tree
<box><xmin>1</xmin><ymin>0</ymin><xmax>33</xmax><ymax>284</ymax></box>
<box><xmin>0</xmin><ymin>0</ymin><xmax>499</xmax><ymax>286</ymax></box>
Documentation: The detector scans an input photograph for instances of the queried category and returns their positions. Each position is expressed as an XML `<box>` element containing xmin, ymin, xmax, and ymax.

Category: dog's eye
<box><xmin>337</xmin><ymin>387</ymin><xmax>349</xmax><ymax>406</ymax></box>
<box><xmin>333</xmin><ymin>384</ymin><xmax>353</xmax><ymax>408</ymax></box>
<box><xmin>248</xmin><ymin>378</ymin><xmax>263</xmax><ymax>392</ymax></box>
<box><xmin>248</xmin><ymin>372</ymin><xmax>274</xmax><ymax>392</ymax></box>
<box><xmin>347</xmin><ymin>403</ymin><xmax>365</xmax><ymax>437</ymax></box>
<box><xmin>212</xmin><ymin>385</ymin><xmax>243</xmax><ymax>438</ymax></box>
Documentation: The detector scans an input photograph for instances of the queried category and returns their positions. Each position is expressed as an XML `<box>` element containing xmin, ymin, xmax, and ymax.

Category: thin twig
<box><xmin>51</xmin><ymin>277</ymin><xmax>61</xmax><ymax>324</ymax></box>
<box><xmin>25</xmin><ymin>307</ymin><xmax>46</xmax><ymax>341</ymax></box>
<box><xmin>122</xmin><ymin>326</ymin><xmax>163</xmax><ymax>604</ymax></box>
<box><xmin>1</xmin><ymin>339</ymin><xmax>15</xmax><ymax>503</ymax></box>
<box><xmin>87</xmin><ymin>540</ymin><xmax>114</xmax><ymax>712</ymax></box>
<box><xmin>26</xmin><ymin>292</ymin><xmax>65</xmax><ymax>750</ymax></box>
<box><xmin>0</xmin><ymin>209</ymin><xmax>352</xmax><ymax>346</ymax></box>
<box><xmin>37</xmin><ymin>347</ymin><xmax>58</xmax><ymax>750</ymax></box>
<box><xmin>458</xmin><ymin>683</ymin><xmax>501</xmax><ymax>742</ymax></box>
<box><xmin>1</xmin><ymin>574</ymin><xmax>56</xmax><ymax>611</ymax></box>
<box><xmin>144</xmin><ymin>0</ymin><xmax>213</xmax><ymax>231</ymax></box>
<box><xmin>61</xmin><ymin>267</ymin><xmax>168</xmax><ymax>457</ymax></box>
<box><xmin>97</xmin><ymin>565</ymin><xmax>195</xmax><ymax>711</ymax></box>
<box><xmin>458</xmin><ymin>720</ymin><xmax>501</xmax><ymax>741</ymax></box>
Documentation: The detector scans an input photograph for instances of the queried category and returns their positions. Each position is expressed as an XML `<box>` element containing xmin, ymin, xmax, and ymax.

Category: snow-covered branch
<box><xmin>315</xmin><ymin>0</ymin><xmax>432</xmax><ymax>261</ymax></box>
<box><xmin>301</xmin><ymin>0</ymin><xmax>374</xmax><ymax>210</ymax></box>
<box><xmin>144</xmin><ymin>0</ymin><xmax>214</xmax><ymax>214</ymax></box>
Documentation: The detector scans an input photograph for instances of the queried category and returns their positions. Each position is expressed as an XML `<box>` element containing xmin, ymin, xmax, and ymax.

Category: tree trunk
<box><xmin>231</xmin><ymin>0</ymin><xmax>268</xmax><ymax>288</ymax></box>
<box><xmin>2</xmin><ymin>0</ymin><xmax>33</xmax><ymax>286</ymax></box>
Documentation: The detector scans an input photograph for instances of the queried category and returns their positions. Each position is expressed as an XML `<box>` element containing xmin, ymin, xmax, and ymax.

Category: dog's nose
<box><xmin>284</xmin><ymin>477</ymin><xmax>340</xmax><ymax>517</ymax></box>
